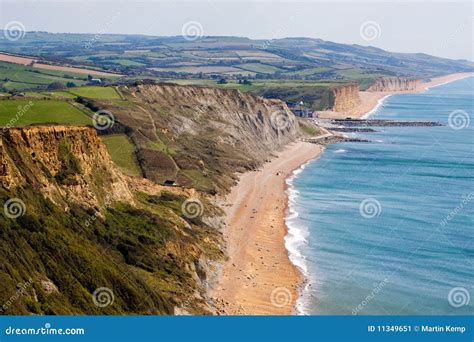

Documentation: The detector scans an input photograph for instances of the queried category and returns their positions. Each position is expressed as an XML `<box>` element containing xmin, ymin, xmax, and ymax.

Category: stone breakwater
<box><xmin>331</xmin><ymin>119</ymin><xmax>443</xmax><ymax>127</ymax></box>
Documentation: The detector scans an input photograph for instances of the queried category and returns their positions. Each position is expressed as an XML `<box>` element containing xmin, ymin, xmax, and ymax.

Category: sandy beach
<box><xmin>318</xmin><ymin>72</ymin><xmax>474</xmax><ymax>119</ymax></box>
<box><xmin>213</xmin><ymin>72</ymin><xmax>473</xmax><ymax>315</ymax></box>
<box><xmin>213</xmin><ymin>142</ymin><xmax>322</xmax><ymax>315</ymax></box>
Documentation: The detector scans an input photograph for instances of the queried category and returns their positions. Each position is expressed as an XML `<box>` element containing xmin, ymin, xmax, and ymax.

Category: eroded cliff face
<box><xmin>0</xmin><ymin>126</ymin><xmax>133</xmax><ymax>210</ymax></box>
<box><xmin>368</xmin><ymin>77</ymin><xmax>420</xmax><ymax>92</ymax></box>
<box><xmin>133</xmin><ymin>83</ymin><xmax>300</xmax><ymax>151</ymax></box>
<box><xmin>331</xmin><ymin>83</ymin><xmax>361</xmax><ymax>112</ymax></box>
<box><xmin>102</xmin><ymin>83</ymin><xmax>301</xmax><ymax>192</ymax></box>
<box><xmin>0</xmin><ymin>125</ymin><xmax>223</xmax><ymax>315</ymax></box>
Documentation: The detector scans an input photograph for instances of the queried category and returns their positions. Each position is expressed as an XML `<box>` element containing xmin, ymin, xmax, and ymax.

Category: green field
<box><xmin>66</xmin><ymin>86</ymin><xmax>122</xmax><ymax>99</ymax></box>
<box><xmin>111</xmin><ymin>59</ymin><xmax>146</xmax><ymax>67</ymax></box>
<box><xmin>287</xmin><ymin>67</ymin><xmax>334</xmax><ymax>77</ymax></box>
<box><xmin>0</xmin><ymin>99</ymin><xmax>92</xmax><ymax>126</ymax></box>
<box><xmin>235</xmin><ymin>63</ymin><xmax>282</xmax><ymax>74</ymax></box>
<box><xmin>0</xmin><ymin>61</ymin><xmax>89</xmax><ymax>91</ymax></box>
<box><xmin>101</xmin><ymin>134</ymin><xmax>141</xmax><ymax>176</ymax></box>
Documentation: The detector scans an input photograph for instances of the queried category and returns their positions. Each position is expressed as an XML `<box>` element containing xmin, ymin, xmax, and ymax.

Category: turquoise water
<box><xmin>287</xmin><ymin>77</ymin><xmax>473</xmax><ymax>315</ymax></box>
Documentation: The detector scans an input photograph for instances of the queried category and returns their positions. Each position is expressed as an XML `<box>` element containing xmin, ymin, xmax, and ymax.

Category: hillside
<box><xmin>0</xmin><ymin>125</ymin><xmax>226</xmax><ymax>315</ymax></box>
<box><xmin>1</xmin><ymin>33</ymin><xmax>472</xmax><ymax>84</ymax></box>
<box><xmin>0</xmin><ymin>84</ymin><xmax>307</xmax><ymax>314</ymax></box>
<box><xmin>82</xmin><ymin>83</ymin><xmax>301</xmax><ymax>193</ymax></box>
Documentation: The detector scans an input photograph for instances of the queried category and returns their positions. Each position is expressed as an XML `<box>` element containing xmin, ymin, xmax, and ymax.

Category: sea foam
<box><xmin>284</xmin><ymin>160</ymin><xmax>314</xmax><ymax>315</ymax></box>
<box><xmin>361</xmin><ymin>94</ymin><xmax>392</xmax><ymax>119</ymax></box>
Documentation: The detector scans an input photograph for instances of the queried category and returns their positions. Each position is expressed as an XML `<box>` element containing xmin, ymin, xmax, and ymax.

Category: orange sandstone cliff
<box><xmin>331</xmin><ymin>83</ymin><xmax>361</xmax><ymax>112</ymax></box>
<box><xmin>368</xmin><ymin>77</ymin><xmax>421</xmax><ymax>92</ymax></box>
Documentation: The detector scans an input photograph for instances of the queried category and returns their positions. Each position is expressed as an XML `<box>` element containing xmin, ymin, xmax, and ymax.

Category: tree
<box><xmin>217</xmin><ymin>78</ymin><xmax>227</xmax><ymax>84</ymax></box>
<box><xmin>66</xmin><ymin>82</ymin><xmax>77</xmax><ymax>88</ymax></box>
<box><xmin>47</xmin><ymin>82</ymin><xmax>66</xmax><ymax>90</ymax></box>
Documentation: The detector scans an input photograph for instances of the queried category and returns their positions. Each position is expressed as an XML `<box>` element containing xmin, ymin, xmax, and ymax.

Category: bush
<box><xmin>47</xmin><ymin>82</ymin><xmax>66</xmax><ymax>90</ymax></box>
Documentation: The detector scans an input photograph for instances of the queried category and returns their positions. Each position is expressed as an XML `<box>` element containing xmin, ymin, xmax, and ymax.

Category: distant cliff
<box><xmin>368</xmin><ymin>77</ymin><xmax>421</xmax><ymax>92</ymax></box>
<box><xmin>330</xmin><ymin>83</ymin><xmax>361</xmax><ymax>112</ymax></box>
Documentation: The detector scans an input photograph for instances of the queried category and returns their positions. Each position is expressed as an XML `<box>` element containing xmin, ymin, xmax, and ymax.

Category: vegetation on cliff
<box><xmin>0</xmin><ymin>126</ymin><xmax>223</xmax><ymax>315</ymax></box>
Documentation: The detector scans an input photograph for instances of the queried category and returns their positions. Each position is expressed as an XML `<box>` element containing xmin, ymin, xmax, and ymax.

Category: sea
<box><xmin>285</xmin><ymin>77</ymin><xmax>473</xmax><ymax>315</ymax></box>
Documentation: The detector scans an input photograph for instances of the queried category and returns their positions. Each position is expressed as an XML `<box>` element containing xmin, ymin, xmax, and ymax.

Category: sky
<box><xmin>0</xmin><ymin>0</ymin><xmax>472</xmax><ymax>61</ymax></box>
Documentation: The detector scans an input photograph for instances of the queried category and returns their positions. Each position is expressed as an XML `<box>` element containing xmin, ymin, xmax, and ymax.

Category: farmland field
<box><xmin>0</xmin><ymin>99</ymin><xmax>92</xmax><ymax>126</ymax></box>
<box><xmin>0</xmin><ymin>53</ymin><xmax>122</xmax><ymax>77</ymax></box>
<box><xmin>66</xmin><ymin>86</ymin><xmax>122</xmax><ymax>99</ymax></box>
<box><xmin>235</xmin><ymin>63</ymin><xmax>282</xmax><ymax>74</ymax></box>
<box><xmin>0</xmin><ymin>34</ymin><xmax>472</xmax><ymax>84</ymax></box>
<box><xmin>0</xmin><ymin>61</ymin><xmax>89</xmax><ymax>91</ymax></box>
<box><xmin>101</xmin><ymin>134</ymin><xmax>142</xmax><ymax>176</ymax></box>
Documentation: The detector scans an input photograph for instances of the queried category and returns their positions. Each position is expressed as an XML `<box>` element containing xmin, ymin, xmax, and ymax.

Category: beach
<box><xmin>213</xmin><ymin>72</ymin><xmax>474</xmax><ymax>315</ymax></box>
<box><xmin>318</xmin><ymin>72</ymin><xmax>474</xmax><ymax>119</ymax></box>
<box><xmin>213</xmin><ymin>142</ymin><xmax>322</xmax><ymax>314</ymax></box>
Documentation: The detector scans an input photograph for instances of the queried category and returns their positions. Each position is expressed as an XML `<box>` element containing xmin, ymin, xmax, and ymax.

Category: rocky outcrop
<box><xmin>368</xmin><ymin>77</ymin><xmax>420</xmax><ymax>92</ymax></box>
<box><xmin>107</xmin><ymin>83</ymin><xmax>302</xmax><ymax>192</ymax></box>
<box><xmin>0</xmin><ymin>125</ymin><xmax>133</xmax><ymax>210</ymax></box>
<box><xmin>133</xmin><ymin>83</ymin><xmax>300</xmax><ymax>151</ymax></box>
<box><xmin>330</xmin><ymin>83</ymin><xmax>360</xmax><ymax>112</ymax></box>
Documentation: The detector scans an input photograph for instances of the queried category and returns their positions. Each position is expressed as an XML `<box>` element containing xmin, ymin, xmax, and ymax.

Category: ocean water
<box><xmin>286</xmin><ymin>77</ymin><xmax>474</xmax><ymax>315</ymax></box>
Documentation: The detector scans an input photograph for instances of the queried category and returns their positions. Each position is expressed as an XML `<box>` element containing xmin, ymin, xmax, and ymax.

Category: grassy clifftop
<box><xmin>0</xmin><ymin>126</ymin><xmax>223</xmax><ymax>315</ymax></box>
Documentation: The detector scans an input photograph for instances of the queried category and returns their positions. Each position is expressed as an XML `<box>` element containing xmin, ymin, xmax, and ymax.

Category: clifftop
<box><xmin>0</xmin><ymin>125</ymin><xmax>133</xmax><ymax>210</ymax></box>
<box><xmin>0</xmin><ymin>124</ymin><xmax>224</xmax><ymax>315</ymax></box>
<box><xmin>368</xmin><ymin>77</ymin><xmax>421</xmax><ymax>92</ymax></box>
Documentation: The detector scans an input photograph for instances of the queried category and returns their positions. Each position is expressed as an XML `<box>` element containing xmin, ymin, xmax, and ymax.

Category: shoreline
<box><xmin>318</xmin><ymin>72</ymin><xmax>474</xmax><ymax>119</ymax></box>
<box><xmin>212</xmin><ymin>72</ymin><xmax>473</xmax><ymax>315</ymax></box>
<box><xmin>212</xmin><ymin>142</ymin><xmax>322</xmax><ymax>315</ymax></box>
<box><xmin>284</xmin><ymin>157</ymin><xmax>321</xmax><ymax>315</ymax></box>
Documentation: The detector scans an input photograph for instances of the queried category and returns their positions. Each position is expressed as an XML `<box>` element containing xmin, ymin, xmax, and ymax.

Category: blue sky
<box><xmin>0</xmin><ymin>0</ymin><xmax>472</xmax><ymax>60</ymax></box>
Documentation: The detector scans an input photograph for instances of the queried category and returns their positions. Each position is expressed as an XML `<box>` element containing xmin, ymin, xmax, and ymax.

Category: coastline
<box><xmin>212</xmin><ymin>142</ymin><xmax>322</xmax><ymax>315</ymax></box>
<box><xmin>318</xmin><ymin>72</ymin><xmax>474</xmax><ymax>119</ymax></box>
<box><xmin>212</xmin><ymin>72</ymin><xmax>473</xmax><ymax>315</ymax></box>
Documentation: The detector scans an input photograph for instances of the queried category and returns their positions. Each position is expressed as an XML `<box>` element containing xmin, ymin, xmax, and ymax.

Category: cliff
<box><xmin>0</xmin><ymin>125</ymin><xmax>223</xmax><ymax>315</ymax></box>
<box><xmin>0</xmin><ymin>126</ymin><xmax>133</xmax><ymax>210</ymax></box>
<box><xmin>330</xmin><ymin>83</ymin><xmax>361</xmax><ymax>112</ymax></box>
<box><xmin>96</xmin><ymin>83</ymin><xmax>301</xmax><ymax>192</ymax></box>
<box><xmin>368</xmin><ymin>77</ymin><xmax>421</xmax><ymax>92</ymax></box>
